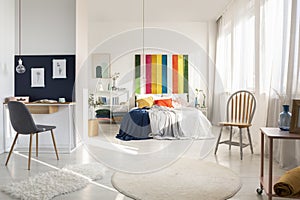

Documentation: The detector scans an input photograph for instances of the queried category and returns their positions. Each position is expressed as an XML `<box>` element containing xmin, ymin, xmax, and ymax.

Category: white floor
<box><xmin>0</xmin><ymin>124</ymin><xmax>293</xmax><ymax>200</ymax></box>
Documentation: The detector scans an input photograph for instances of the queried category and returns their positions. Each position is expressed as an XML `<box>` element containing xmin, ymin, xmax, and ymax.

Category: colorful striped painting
<box><xmin>145</xmin><ymin>55</ymin><xmax>152</xmax><ymax>93</ymax></box>
<box><xmin>135</xmin><ymin>54</ymin><xmax>188</xmax><ymax>94</ymax></box>
<box><xmin>162</xmin><ymin>55</ymin><xmax>168</xmax><ymax>93</ymax></box>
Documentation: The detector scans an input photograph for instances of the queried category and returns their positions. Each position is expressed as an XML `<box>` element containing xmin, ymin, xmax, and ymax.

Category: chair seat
<box><xmin>219</xmin><ymin>122</ymin><xmax>252</xmax><ymax>128</ymax></box>
<box><xmin>36</xmin><ymin>125</ymin><xmax>56</xmax><ymax>132</ymax></box>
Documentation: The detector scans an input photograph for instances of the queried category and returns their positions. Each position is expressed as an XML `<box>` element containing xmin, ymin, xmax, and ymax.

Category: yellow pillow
<box><xmin>136</xmin><ymin>96</ymin><xmax>154</xmax><ymax>108</ymax></box>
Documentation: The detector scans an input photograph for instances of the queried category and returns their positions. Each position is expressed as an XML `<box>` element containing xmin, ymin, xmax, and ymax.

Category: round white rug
<box><xmin>112</xmin><ymin>158</ymin><xmax>241</xmax><ymax>200</ymax></box>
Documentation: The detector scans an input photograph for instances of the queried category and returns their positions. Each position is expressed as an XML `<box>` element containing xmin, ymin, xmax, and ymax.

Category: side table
<box><xmin>88</xmin><ymin>119</ymin><xmax>99</xmax><ymax>137</ymax></box>
<box><xmin>257</xmin><ymin>127</ymin><xmax>300</xmax><ymax>200</ymax></box>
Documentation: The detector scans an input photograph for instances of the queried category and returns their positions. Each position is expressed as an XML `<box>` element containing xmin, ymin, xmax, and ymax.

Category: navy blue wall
<box><xmin>15</xmin><ymin>55</ymin><xmax>75</xmax><ymax>102</ymax></box>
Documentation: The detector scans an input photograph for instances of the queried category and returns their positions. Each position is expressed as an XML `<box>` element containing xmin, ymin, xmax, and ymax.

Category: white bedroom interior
<box><xmin>0</xmin><ymin>0</ymin><xmax>300</xmax><ymax>199</ymax></box>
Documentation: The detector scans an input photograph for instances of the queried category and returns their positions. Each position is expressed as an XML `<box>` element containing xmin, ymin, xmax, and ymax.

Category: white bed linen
<box><xmin>179</xmin><ymin>107</ymin><xmax>214</xmax><ymax>139</ymax></box>
<box><xmin>148</xmin><ymin>106</ymin><xmax>185</xmax><ymax>139</ymax></box>
<box><xmin>148</xmin><ymin>106</ymin><xmax>214</xmax><ymax>140</ymax></box>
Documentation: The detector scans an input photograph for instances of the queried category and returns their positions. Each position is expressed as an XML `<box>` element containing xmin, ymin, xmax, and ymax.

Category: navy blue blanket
<box><xmin>116</xmin><ymin>108</ymin><xmax>152</xmax><ymax>141</ymax></box>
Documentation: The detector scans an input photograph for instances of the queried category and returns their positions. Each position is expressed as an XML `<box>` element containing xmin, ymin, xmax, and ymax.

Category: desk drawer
<box><xmin>27</xmin><ymin>105</ymin><xmax>58</xmax><ymax>114</ymax></box>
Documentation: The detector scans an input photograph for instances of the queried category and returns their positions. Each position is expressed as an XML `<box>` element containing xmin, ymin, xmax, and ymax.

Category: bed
<box><xmin>116</xmin><ymin>94</ymin><xmax>214</xmax><ymax>141</ymax></box>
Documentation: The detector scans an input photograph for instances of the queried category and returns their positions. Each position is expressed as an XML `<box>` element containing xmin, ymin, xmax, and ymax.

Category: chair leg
<box><xmin>5</xmin><ymin>133</ymin><xmax>19</xmax><ymax>166</ymax></box>
<box><xmin>247</xmin><ymin>127</ymin><xmax>254</xmax><ymax>154</ymax></box>
<box><xmin>239</xmin><ymin>128</ymin><xmax>243</xmax><ymax>160</ymax></box>
<box><xmin>229</xmin><ymin>126</ymin><xmax>233</xmax><ymax>150</ymax></box>
<box><xmin>214</xmin><ymin>126</ymin><xmax>223</xmax><ymax>154</ymax></box>
<box><xmin>51</xmin><ymin>130</ymin><xmax>59</xmax><ymax>160</ymax></box>
<box><xmin>36</xmin><ymin>133</ymin><xmax>38</xmax><ymax>157</ymax></box>
<box><xmin>28</xmin><ymin>133</ymin><xmax>33</xmax><ymax>170</ymax></box>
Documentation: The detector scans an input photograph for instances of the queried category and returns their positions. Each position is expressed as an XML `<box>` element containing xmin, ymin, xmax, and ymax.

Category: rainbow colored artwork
<box><xmin>135</xmin><ymin>54</ymin><xmax>188</xmax><ymax>94</ymax></box>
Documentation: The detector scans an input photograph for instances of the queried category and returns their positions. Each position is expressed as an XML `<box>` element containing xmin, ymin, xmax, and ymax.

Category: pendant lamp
<box><xmin>16</xmin><ymin>0</ymin><xmax>26</xmax><ymax>74</ymax></box>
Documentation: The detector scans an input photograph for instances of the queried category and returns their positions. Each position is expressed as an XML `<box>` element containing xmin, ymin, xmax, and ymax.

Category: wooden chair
<box><xmin>5</xmin><ymin>101</ymin><xmax>59</xmax><ymax>170</ymax></box>
<box><xmin>214</xmin><ymin>90</ymin><xmax>256</xmax><ymax>160</ymax></box>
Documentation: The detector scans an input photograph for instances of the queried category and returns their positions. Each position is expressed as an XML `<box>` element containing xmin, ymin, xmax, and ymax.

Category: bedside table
<box><xmin>88</xmin><ymin>119</ymin><xmax>99</xmax><ymax>137</ymax></box>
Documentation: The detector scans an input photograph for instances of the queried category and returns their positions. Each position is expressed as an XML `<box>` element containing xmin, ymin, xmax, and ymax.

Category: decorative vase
<box><xmin>278</xmin><ymin>105</ymin><xmax>292</xmax><ymax>131</ymax></box>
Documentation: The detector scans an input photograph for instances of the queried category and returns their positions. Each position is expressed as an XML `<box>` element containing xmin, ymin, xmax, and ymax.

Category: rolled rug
<box><xmin>274</xmin><ymin>166</ymin><xmax>300</xmax><ymax>197</ymax></box>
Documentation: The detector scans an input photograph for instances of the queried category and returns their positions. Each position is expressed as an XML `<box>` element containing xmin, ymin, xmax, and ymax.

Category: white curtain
<box><xmin>212</xmin><ymin>0</ymin><xmax>255</xmax><ymax>124</ymax></box>
<box><xmin>213</xmin><ymin>0</ymin><xmax>300</xmax><ymax>160</ymax></box>
<box><xmin>261</xmin><ymin>0</ymin><xmax>292</xmax><ymax>125</ymax></box>
<box><xmin>261</xmin><ymin>0</ymin><xmax>300</xmax><ymax>169</ymax></box>
<box><xmin>212</xmin><ymin>0</ymin><xmax>262</xmax><ymax>151</ymax></box>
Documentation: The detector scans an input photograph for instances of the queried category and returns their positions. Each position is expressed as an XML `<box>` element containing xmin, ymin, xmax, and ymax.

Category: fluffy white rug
<box><xmin>112</xmin><ymin>158</ymin><xmax>241</xmax><ymax>200</ymax></box>
<box><xmin>0</xmin><ymin>162</ymin><xmax>105</xmax><ymax>200</ymax></box>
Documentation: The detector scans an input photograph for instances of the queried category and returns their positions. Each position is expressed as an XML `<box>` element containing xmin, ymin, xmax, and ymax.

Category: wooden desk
<box><xmin>258</xmin><ymin>127</ymin><xmax>300</xmax><ymax>199</ymax></box>
<box><xmin>26</xmin><ymin>103</ymin><xmax>59</xmax><ymax>114</ymax></box>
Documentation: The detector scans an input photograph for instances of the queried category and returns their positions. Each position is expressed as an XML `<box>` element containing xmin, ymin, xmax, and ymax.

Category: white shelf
<box><xmin>90</xmin><ymin>89</ymin><xmax>129</xmax><ymax>123</ymax></box>
<box><xmin>94</xmin><ymin>90</ymin><xmax>128</xmax><ymax>97</ymax></box>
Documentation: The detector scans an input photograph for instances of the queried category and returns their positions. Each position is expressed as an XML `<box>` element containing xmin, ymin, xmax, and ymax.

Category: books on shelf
<box><xmin>97</xmin><ymin>96</ymin><xmax>120</xmax><ymax>105</ymax></box>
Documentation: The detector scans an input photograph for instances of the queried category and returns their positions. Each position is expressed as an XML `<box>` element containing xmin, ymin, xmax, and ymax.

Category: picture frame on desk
<box><xmin>290</xmin><ymin>99</ymin><xmax>300</xmax><ymax>133</ymax></box>
<box><xmin>13</xmin><ymin>96</ymin><xmax>29</xmax><ymax>103</ymax></box>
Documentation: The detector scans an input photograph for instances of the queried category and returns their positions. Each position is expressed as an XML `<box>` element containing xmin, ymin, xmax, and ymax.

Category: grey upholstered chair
<box><xmin>214</xmin><ymin>90</ymin><xmax>256</xmax><ymax>160</ymax></box>
<box><xmin>6</xmin><ymin>101</ymin><xmax>59</xmax><ymax>170</ymax></box>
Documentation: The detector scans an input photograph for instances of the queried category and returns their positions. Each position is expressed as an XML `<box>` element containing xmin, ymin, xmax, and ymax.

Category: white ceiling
<box><xmin>88</xmin><ymin>0</ymin><xmax>231</xmax><ymax>22</ymax></box>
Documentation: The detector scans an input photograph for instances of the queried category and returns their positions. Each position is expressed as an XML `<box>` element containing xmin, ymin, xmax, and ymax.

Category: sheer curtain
<box><xmin>213</xmin><ymin>0</ymin><xmax>300</xmax><ymax>159</ymax></box>
<box><xmin>212</xmin><ymin>0</ymin><xmax>255</xmax><ymax>125</ymax></box>
<box><xmin>212</xmin><ymin>0</ymin><xmax>262</xmax><ymax>151</ymax></box>
<box><xmin>261</xmin><ymin>0</ymin><xmax>300</xmax><ymax>169</ymax></box>
<box><xmin>260</xmin><ymin>0</ymin><xmax>292</xmax><ymax>125</ymax></box>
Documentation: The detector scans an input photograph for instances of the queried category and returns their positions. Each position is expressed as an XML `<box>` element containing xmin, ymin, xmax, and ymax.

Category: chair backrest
<box><xmin>7</xmin><ymin>101</ymin><xmax>38</xmax><ymax>134</ymax></box>
<box><xmin>226</xmin><ymin>90</ymin><xmax>256</xmax><ymax>124</ymax></box>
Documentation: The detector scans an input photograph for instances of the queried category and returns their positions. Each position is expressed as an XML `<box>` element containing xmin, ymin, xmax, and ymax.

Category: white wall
<box><xmin>0</xmin><ymin>0</ymin><xmax>15</xmax><ymax>153</ymax></box>
<box><xmin>75</xmin><ymin>0</ymin><xmax>89</xmax><ymax>143</ymax></box>
<box><xmin>20</xmin><ymin>0</ymin><xmax>75</xmax><ymax>55</ymax></box>
<box><xmin>87</xmin><ymin>21</ymin><xmax>216</xmax><ymax>105</ymax></box>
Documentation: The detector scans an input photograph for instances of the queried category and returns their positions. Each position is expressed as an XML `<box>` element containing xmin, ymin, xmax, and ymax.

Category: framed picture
<box><xmin>92</xmin><ymin>53</ymin><xmax>110</xmax><ymax>79</ymax></box>
<box><xmin>52</xmin><ymin>59</ymin><xmax>67</xmax><ymax>79</ymax></box>
<box><xmin>290</xmin><ymin>99</ymin><xmax>300</xmax><ymax>133</ymax></box>
<box><xmin>31</xmin><ymin>68</ymin><xmax>45</xmax><ymax>87</ymax></box>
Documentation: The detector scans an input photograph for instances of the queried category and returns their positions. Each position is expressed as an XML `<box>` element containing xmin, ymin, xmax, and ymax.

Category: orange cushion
<box><xmin>154</xmin><ymin>98</ymin><xmax>173</xmax><ymax>108</ymax></box>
